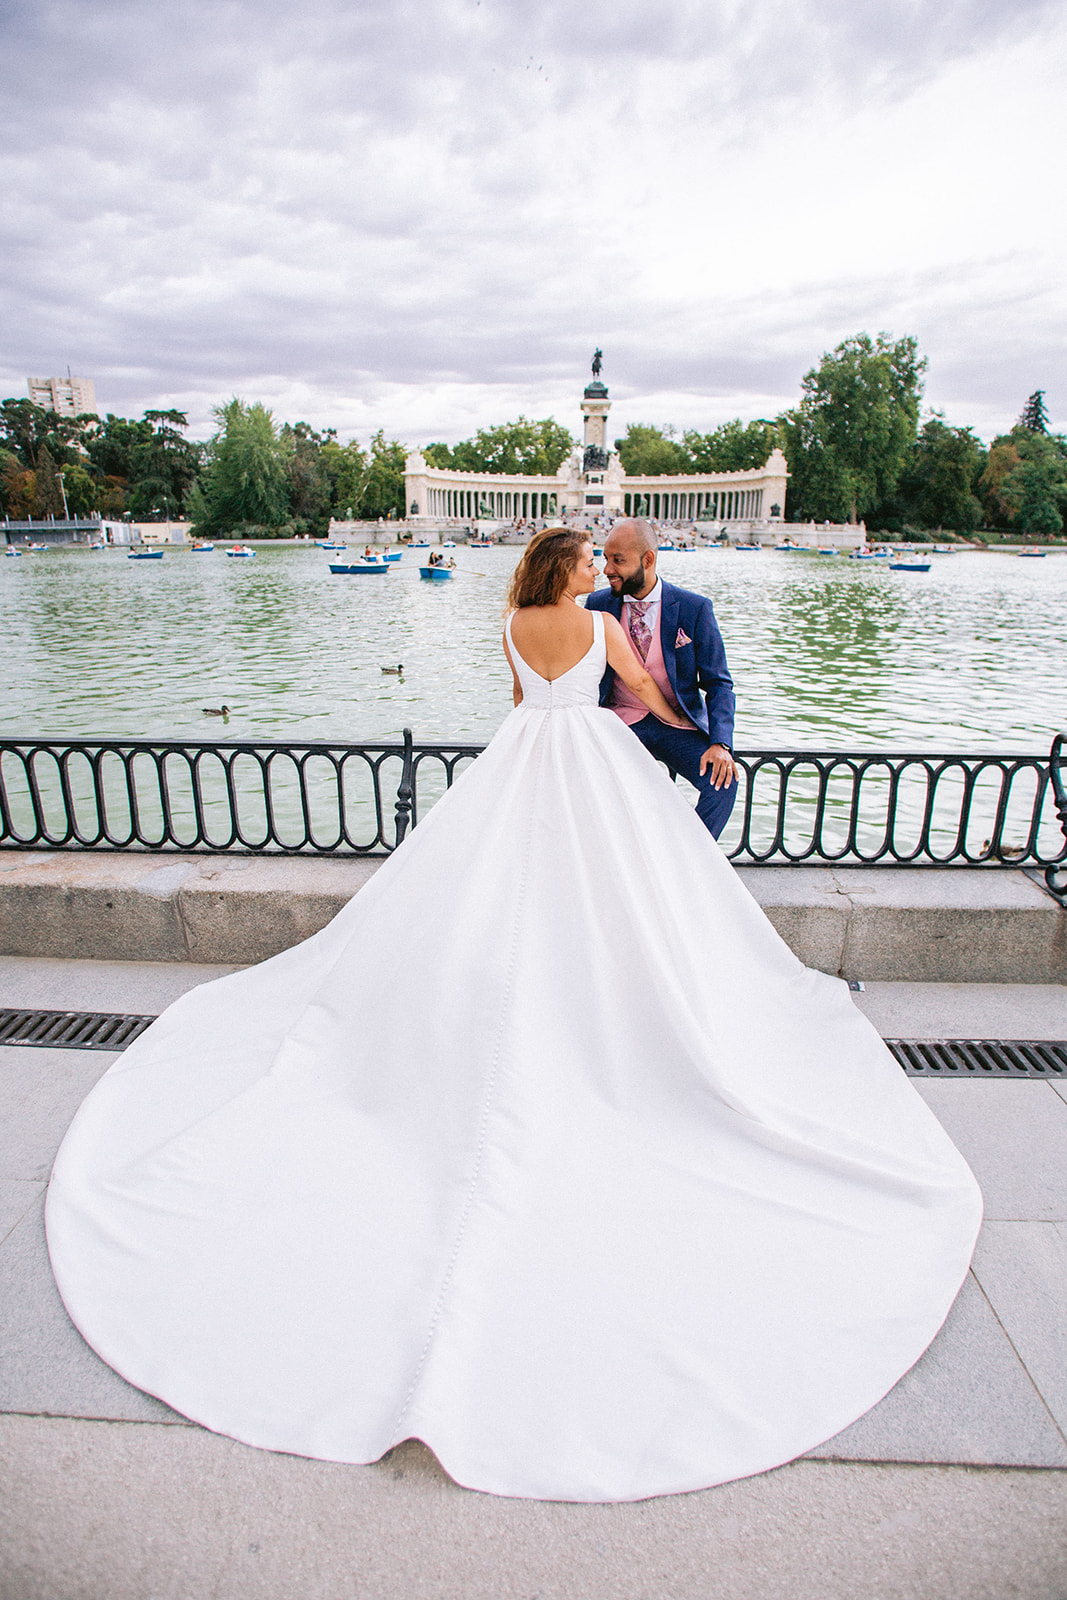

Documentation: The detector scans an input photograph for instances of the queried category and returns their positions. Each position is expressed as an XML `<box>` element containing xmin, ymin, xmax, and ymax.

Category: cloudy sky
<box><xmin>1</xmin><ymin>0</ymin><xmax>1064</xmax><ymax>447</ymax></box>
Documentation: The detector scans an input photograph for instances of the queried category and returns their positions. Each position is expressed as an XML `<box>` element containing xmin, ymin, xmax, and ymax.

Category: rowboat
<box><xmin>225</xmin><ymin>545</ymin><xmax>256</xmax><ymax>558</ymax></box>
<box><xmin>191</xmin><ymin>541</ymin><xmax>214</xmax><ymax>552</ymax></box>
<box><xmin>4</xmin><ymin>546</ymin><xmax>22</xmax><ymax>557</ymax></box>
<box><xmin>330</xmin><ymin>561</ymin><xmax>389</xmax><ymax>575</ymax></box>
<box><xmin>1019</xmin><ymin>548</ymin><xmax>1048</xmax><ymax>558</ymax></box>
<box><xmin>419</xmin><ymin>565</ymin><xmax>454</xmax><ymax>582</ymax></box>
<box><xmin>735</xmin><ymin>542</ymin><xmax>761</xmax><ymax>552</ymax></box>
<box><xmin>128</xmin><ymin>548</ymin><xmax>164</xmax><ymax>560</ymax></box>
<box><xmin>321</xmin><ymin>542</ymin><xmax>348</xmax><ymax>552</ymax></box>
<box><xmin>384</xmin><ymin>551</ymin><xmax>403</xmax><ymax>562</ymax></box>
<box><xmin>889</xmin><ymin>561</ymin><xmax>931</xmax><ymax>572</ymax></box>
<box><xmin>470</xmin><ymin>540</ymin><xmax>492</xmax><ymax>548</ymax></box>
<box><xmin>27</xmin><ymin>542</ymin><xmax>49</xmax><ymax>551</ymax></box>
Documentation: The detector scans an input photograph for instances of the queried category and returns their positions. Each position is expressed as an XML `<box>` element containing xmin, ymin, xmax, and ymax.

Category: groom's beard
<box><xmin>616</xmin><ymin>568</ymin><xmax>649</xmax><ymax>597</ymax></box>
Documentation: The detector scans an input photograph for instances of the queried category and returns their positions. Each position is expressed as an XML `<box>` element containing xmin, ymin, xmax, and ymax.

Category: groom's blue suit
<box><xmin>585</xmin><ymin>581</ymin><xmax>737</xmax><ymax>838</ymax></box>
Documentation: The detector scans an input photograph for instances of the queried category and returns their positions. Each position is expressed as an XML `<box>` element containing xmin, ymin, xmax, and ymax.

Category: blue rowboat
<box><xmin>128</xmin><ymin>548</ymin><xmax>164</xmax><ymax>559</ymax></box>
<box><xmin>384</xmin><ymin>551</ymin><xmax>403</xmax><ymax>562</ymax></box>
<box><xmin>889</xmin><ymin>561</ymin><xmax>931</xmax><ymax>572</ymax></box>
<box><xmin>735</xmin><ymin>543</ymin><xmax>761</xmax><ymax>552</ymax></box>
<box><xmin>419</xmin><ymin>565</ymin><xmax>454</xmax><ymax>581</ymax></box>
<box><xmin>330</xmin><ymin>561</ymin><xmax>389</xmax><ymax>575</ymax></box>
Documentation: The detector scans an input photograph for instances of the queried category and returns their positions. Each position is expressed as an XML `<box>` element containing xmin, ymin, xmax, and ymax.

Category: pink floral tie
<box><xmin>627</xmin><ymin>599</ymin><xmax>652</xmax><ymax>661</ymax></box>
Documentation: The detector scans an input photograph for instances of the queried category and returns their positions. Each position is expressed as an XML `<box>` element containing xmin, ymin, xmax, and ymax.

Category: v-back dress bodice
<box><xmin>504</xmin><ymin>608</ymin><xmax>605</xmax><ymax>710</ymax></box>
<box><xmin>45</xmin><ymin>601</ymin><xmax>981</xmax><ymax>1503</ymax></box>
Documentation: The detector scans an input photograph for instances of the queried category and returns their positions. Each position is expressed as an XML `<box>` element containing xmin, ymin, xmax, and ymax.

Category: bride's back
<box><xmin>508</xmin><ymin>604</ymin><xmax>594</xmax><ymax>682</ymax></box>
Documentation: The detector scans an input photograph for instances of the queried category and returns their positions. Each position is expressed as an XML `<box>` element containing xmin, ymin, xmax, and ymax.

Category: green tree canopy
<box><xmin>33</xmin><ymin>443</ymin><xmax>67</xmax><ymax>516</ymax></box>
<box><xmin>191</xmin><ymin>399</ymin><xmax>292</xmax><ymax>535</ymax></box>
<box><xmin>873</xmin><ymin>416</ymin><xmax>984</xmax><ymax>533</ymax></box>
<box><xmin>0</xmin><ymin>398</ymin><xmax>88</xmax><ymax>471</ymax></box>
<box><xmin>125</xmin><ymin>411</ymin><xmax>202</xmax><ymax>518</ymax></box>
<box><xmin>614</xmin><ymin>423</ymin><xmax>690</xmax><ymax>476</ymax></box>
<box><xmin>781</xmin><ymin>333</ymin><xmax>926</xmax><ymax>522</ymax></box>
<box><xmin>682</xmin><ymin>419</ymin><xmax>779</xmax><ymax>473</ymax></box>
<box><xmin>281</xmin><ymin>420</ymin><xmax>336</xmax><ymax>534</ymax></box>
<box><xmin>979</xmin><ymin>426</ymin><xmax>1067</xmax><ymax>534</ymax></box>
<box><xmin>425</xmin><ymin>417</ymin><xmax>573</xmax><ymax>475</ymax></box>
<box><xmin>1018</xmin><ymin>390</ymin><xmax>1049</xmax><ymax>433</ymax></box>
<box><xmin>321</xmin><ymin>438</ymin><xmax>370</xmax><ymax>518</ymax></box>
<box><xmin>358</xmin><ymin>431</ymin><xmax>407</xmax><ymax>519</ymax></box>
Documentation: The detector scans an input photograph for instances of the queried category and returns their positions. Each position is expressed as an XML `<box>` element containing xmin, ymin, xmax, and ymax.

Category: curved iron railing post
<box><xmin>1045</xmin><ymin>732</ymin><xmax>1067</xmax><ymax>904</ymax></box>
<box><xmin>394</xmin><ymin>728</ymin><xmax>415</xmax><ymax>845</ymax></box>
<box><xmin>2</xmin><ymin>734</ymin><xmax>1066</xmax><ymax>869</ymax></box>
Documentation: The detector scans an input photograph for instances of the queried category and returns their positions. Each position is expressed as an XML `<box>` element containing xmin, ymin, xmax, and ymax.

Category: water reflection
<box><xmin>1</xmin><ymin>544</ymin><xmax>1064</xmax><ymax>755</ymax></box>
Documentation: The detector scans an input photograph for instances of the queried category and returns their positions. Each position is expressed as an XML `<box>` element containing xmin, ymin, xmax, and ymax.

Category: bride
<box><xmin>46</xmin><ymin>528</ymin><xmax>982</xmax><ymax>1504</ymax></box>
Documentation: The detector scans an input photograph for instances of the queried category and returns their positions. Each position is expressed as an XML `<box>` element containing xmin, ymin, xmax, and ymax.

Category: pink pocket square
<box><xmin>675</xmin><ymin>629</ymin><xmax>692</xmax><ymax>647</ymax></box>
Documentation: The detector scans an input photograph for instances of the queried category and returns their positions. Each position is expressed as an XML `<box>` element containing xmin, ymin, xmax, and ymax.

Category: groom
<box><xmin>585</xmin><ymin>519</ymin><xmax>739</xmax><ymax>838</ymax></box>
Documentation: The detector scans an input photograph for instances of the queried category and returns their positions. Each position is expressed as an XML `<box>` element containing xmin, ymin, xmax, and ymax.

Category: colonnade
<box><xmin>422</xmin><ymin>487</ymin><xmax>558</xmax><ymax>520</ymax></box>
<box><xmin>622</xmin><ymin>488</ymin><xmax>765</xmax><ymax>521</ymax></box>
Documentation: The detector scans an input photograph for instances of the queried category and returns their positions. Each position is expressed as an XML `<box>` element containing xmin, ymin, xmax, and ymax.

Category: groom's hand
<box><xmin>700</xmin><ymin>744</ymin><xmax>739</xmax><ymax>789</ymax></box>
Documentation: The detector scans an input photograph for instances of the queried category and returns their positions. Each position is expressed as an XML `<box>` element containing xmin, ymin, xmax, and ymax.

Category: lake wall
<box><xmin>1</xmin><ymin>852</ymin><xmax>1063</xmax><ymax>983</ymax></box>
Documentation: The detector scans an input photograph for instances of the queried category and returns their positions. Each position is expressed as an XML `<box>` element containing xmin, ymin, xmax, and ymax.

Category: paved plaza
<box><xmin>2</xmin><ymin>956</ymin><xmax>1066</xmax><ymax>1598</ymax></box>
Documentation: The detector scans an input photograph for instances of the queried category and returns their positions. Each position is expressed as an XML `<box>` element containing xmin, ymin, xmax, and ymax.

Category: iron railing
<box><xmin>1</xmin><ymin>732</ymin><xmax>1065</xmax><ymax>887</ymax></box>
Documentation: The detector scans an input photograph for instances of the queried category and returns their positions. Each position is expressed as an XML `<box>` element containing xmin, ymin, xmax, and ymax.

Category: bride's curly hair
<box><xmin>506</xmin><ymin>528</ymin><xmax>590</xmax><ymax>610</ymax></box>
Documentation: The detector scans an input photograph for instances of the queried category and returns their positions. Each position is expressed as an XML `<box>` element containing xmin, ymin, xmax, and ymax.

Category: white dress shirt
<box><xmin>622</xmin><ymin>577</ymin><xmax>663</xmax><ymax>638</ymax></box>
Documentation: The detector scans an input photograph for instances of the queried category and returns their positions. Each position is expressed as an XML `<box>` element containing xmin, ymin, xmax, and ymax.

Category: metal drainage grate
<box><xmin>1</xmin><ymin>1009</ymin><xmax>1064</xmax><ymax>1077</ymax></box>
<box><xmin>0</xmin><ymin>1008</ymin><xmax>157</xmax><ymax>1052</ymax></box>
<box><xmin>888</xmin><ymin>1038</ymin><xmax>1067</xmax><ymax>1077</ymax></box>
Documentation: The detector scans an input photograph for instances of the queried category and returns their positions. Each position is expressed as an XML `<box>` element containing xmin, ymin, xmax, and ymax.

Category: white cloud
<box><xmin>0</xmin><ymin>0</ymin><xmax>1063</xmax><ymax>444</ymax></box>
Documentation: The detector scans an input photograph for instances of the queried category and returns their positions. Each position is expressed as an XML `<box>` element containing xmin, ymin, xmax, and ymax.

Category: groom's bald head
<box><xmin>603</xmin><ymin>519</ymin><xmax>657</xmax><ymax>598</ymax></box>
<box><xmin>608</xmin><ymin>519</ymin><xmax>656</xmax><ymax>558</ymax></box>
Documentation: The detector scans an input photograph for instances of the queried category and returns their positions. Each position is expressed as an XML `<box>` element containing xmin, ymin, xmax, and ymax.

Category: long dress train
<box><xmin>45</xmin><ymin>611</ymin><xmax>982</xmax><ymax>1502</ymax></box>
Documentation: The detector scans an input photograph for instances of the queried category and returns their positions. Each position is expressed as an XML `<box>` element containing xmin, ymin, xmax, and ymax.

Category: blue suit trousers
<box><xmin>630</xmin><ymin>715</ymin><xmax>737</xmax><ymax>840</ymax></box>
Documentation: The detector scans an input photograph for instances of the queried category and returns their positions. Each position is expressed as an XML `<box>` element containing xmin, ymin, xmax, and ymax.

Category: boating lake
<box><xmin>2</xmin><ymin>541</ymin><xmax>1064</xmax><ymax>753</ymax></box>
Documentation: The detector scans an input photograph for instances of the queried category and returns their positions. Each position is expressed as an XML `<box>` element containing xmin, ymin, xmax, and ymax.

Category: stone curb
<box><xmin>0</xmin><ymin>852</ymin><xmax>1063</xmax><ymax>982</ymax></box>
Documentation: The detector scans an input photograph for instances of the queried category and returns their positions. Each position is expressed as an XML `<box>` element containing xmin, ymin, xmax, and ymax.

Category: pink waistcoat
<box><xmin>609</xmin><ymin>610</ymin><xmax>690</xmax><ymax>728</ymax></box>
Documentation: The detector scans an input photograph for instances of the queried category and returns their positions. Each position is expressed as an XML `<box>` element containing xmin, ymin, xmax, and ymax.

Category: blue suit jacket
<box><xmin>585</xmin><ymin>581</ymin><xmax>735</xmax><ymax>746</ymax></box>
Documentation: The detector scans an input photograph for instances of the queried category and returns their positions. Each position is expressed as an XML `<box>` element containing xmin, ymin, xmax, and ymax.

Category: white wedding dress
<box><xmin>46</xmin><ymin>612</ymin><xmax>982</xmax><ymax>1502</ymax></box>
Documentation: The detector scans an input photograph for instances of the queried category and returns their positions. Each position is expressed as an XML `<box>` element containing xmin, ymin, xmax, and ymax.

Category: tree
<box><xmin>85</xmin><ymin>413</ymin><xmax>154</xmax><ymax>483</ymax></box>
<box><xmin>873</xmin><ymin>416</ymin><xmax>984</xmax><ymax>533</ymax></box>
<box><xmin>191</xmin><ymin>400</ymin><xmax>292</xmax><ymax>535</ymax></box>
<box><xmin>614</xmin><ymin>423</ymin><xmax>689</xmax><ymax>476</ymax></box>
<box><xmin>1018</xmin><ymin>391</ymin><xmax>1049</xmax><ymax>433</ymax></box>
<box><xmin>321</xmin><ymin>438</ymin><xmax>370</xmax><ymax>518</ymax></box>
<box><xmin>281</xmin><ymin>421</ymin><xmax>335</xmax><ymax>533</ymax></box>
<box><xmin>33</xmin><ymin>444</ymin><xmax>67</xmax><ymax>516</ymax></box>
<box><xmin>682</xmin><ymin>419</ymin><xmax>778</xmax><ymax>473</ymax></box>
<box><xmin>780</xmin><ymin>333</ymin><xmax>926</xmax><ymax>522</ymax></box>
<box><xmin>1005</xmin><ymin>460</ymin><xmax>1062</xmax><ymax>535</ymax></box>
<box><xmin>979</xmin><ymin>426</ymin><xmax>1067</xmax><ymax>534</ymax></box>
<box><xmin>357</xmin><ymin>431</ymin><xmax>406</xmax><ymax>519</ymax></box>
<box><xmin>0</xmin><ymin>448</ymin><xmax>35</xmax><ymax>518</ymax></box>
<box><xmin>0</xmin><ymin>397</ymin><xmax>87</xmax><ymax>472</ymax></box>
<box><xmin>425</xmin><ymin>417</ymin><xmax>574</xmax><ymax>475</ymax></box>
<box><xmin>125</xmin><ymin>411</ymin><xmax>202</xmax><ymax>518</ymax></box>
